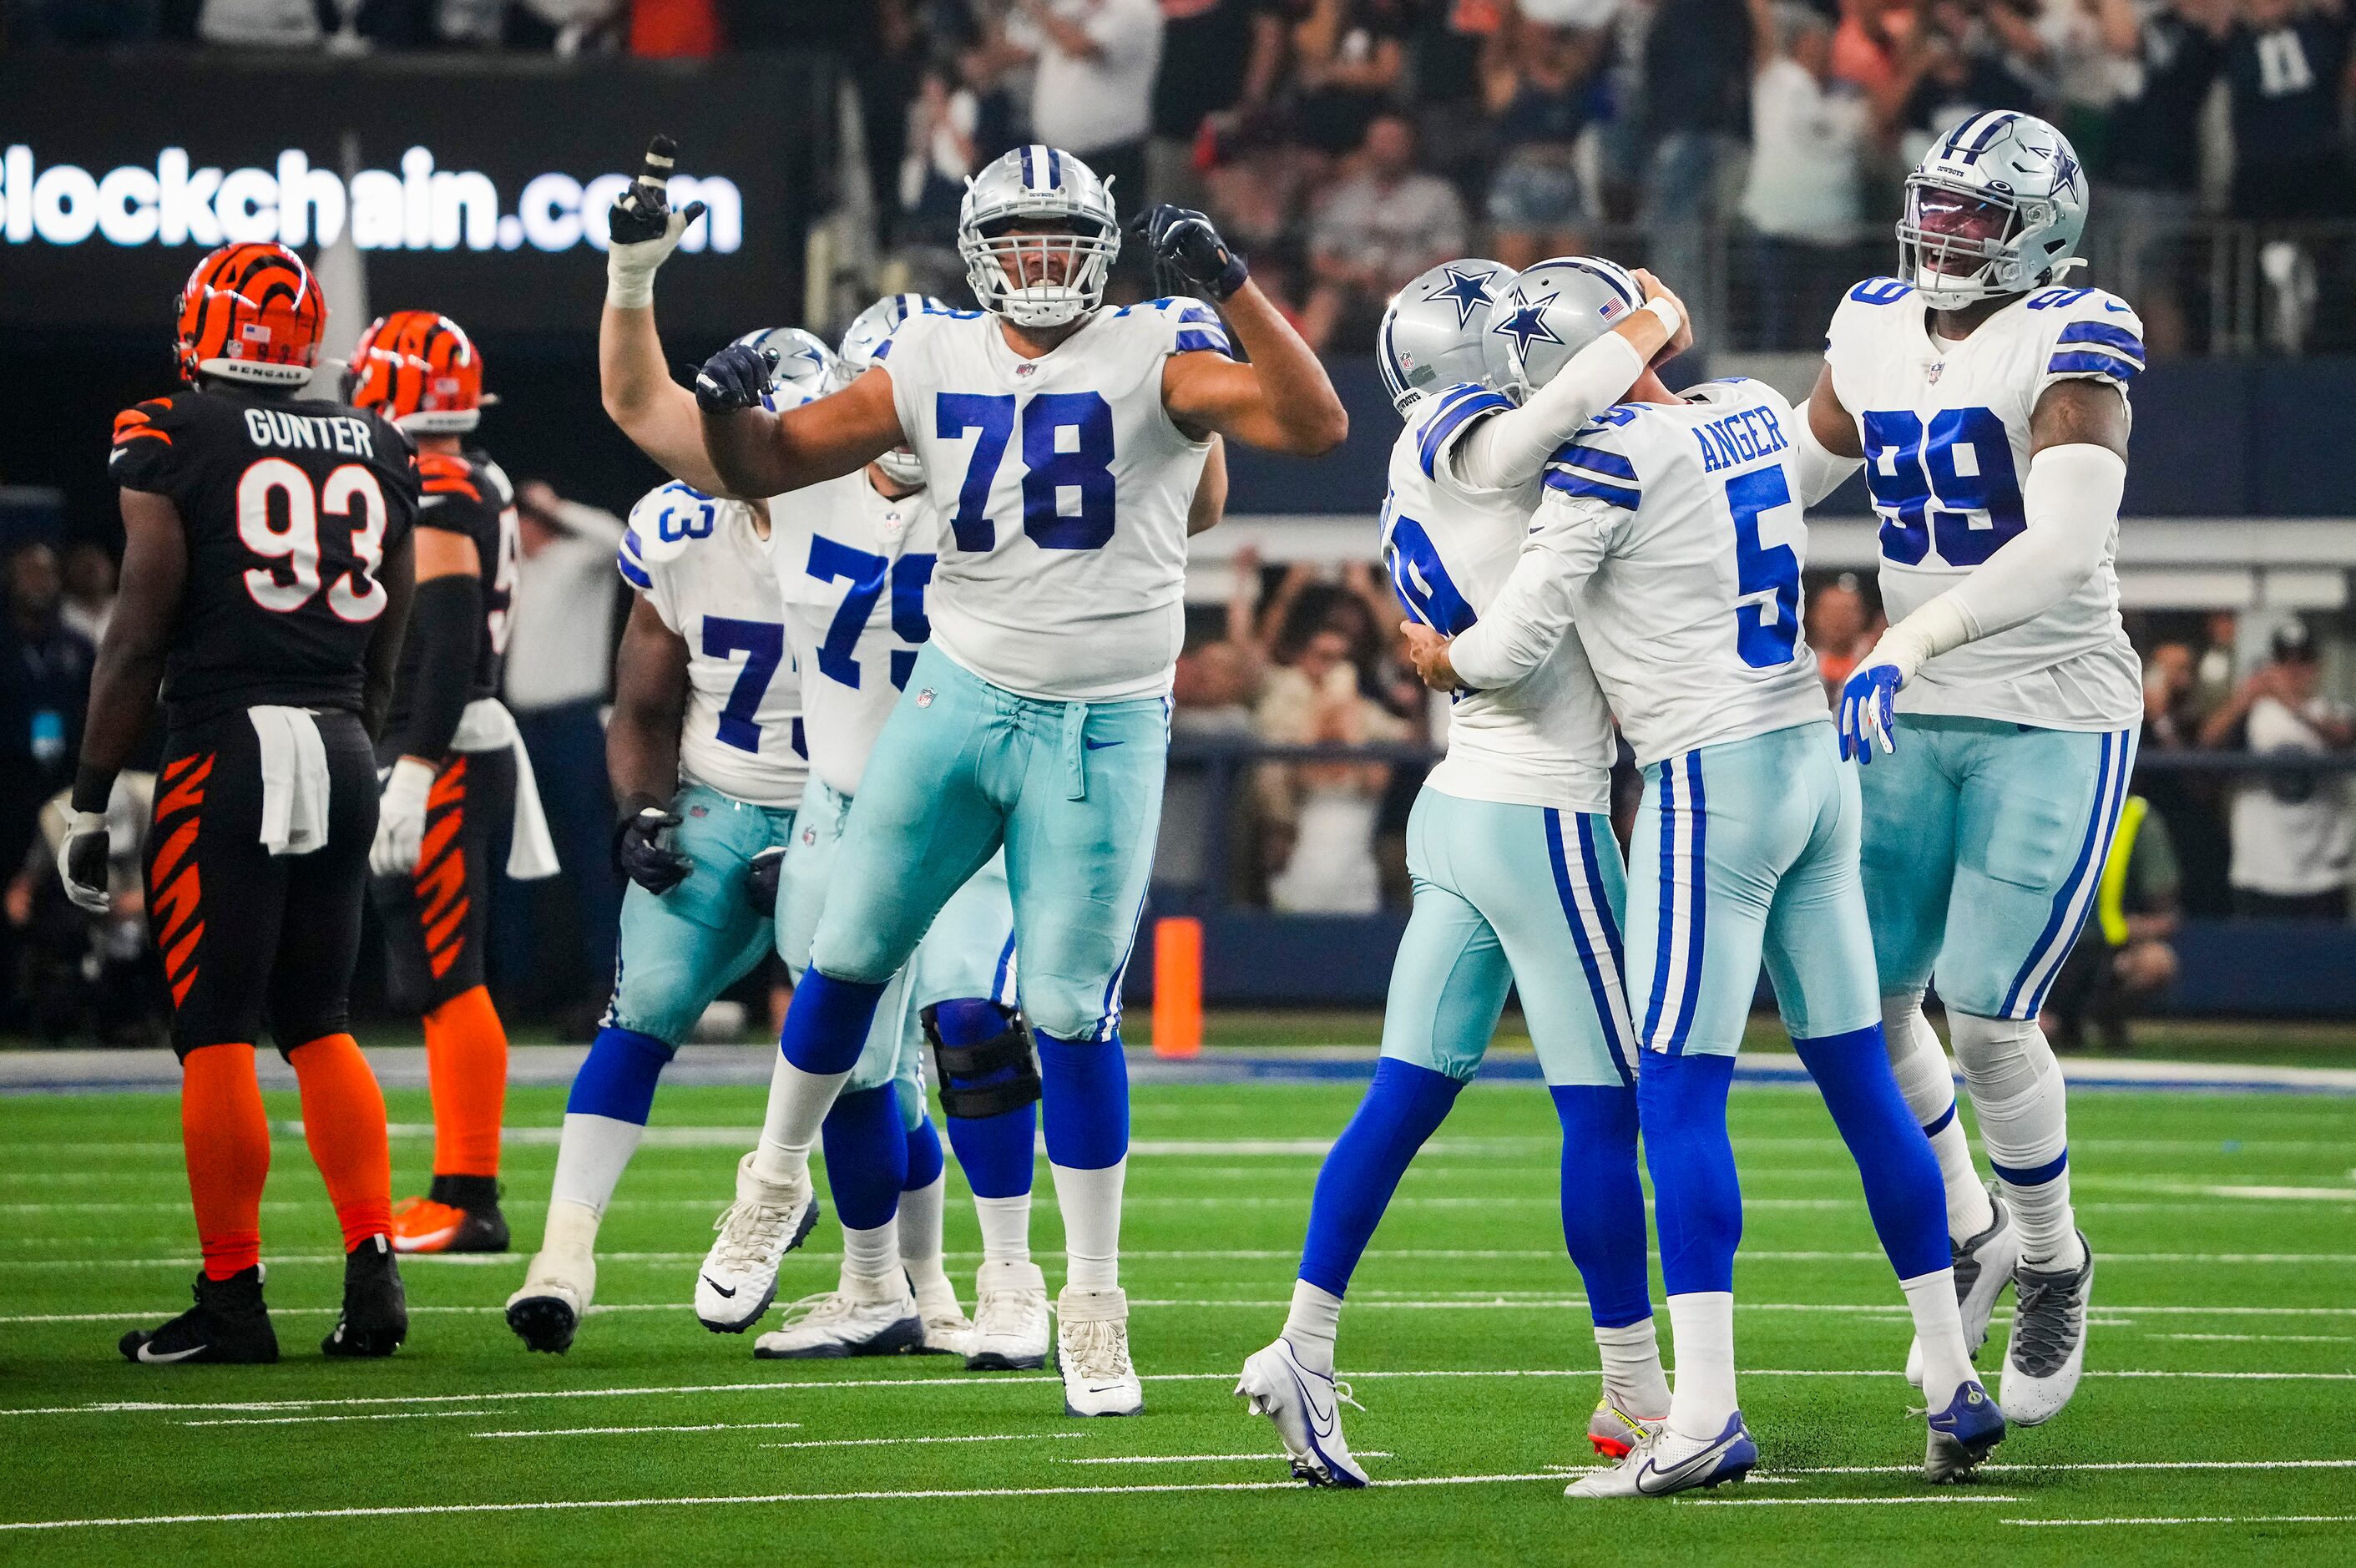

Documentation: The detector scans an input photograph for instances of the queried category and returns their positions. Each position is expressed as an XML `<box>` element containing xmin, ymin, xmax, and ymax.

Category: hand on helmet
<box><xmin>695</xmin><ymin>343</ymin><xmax>778</xmax><ymax>416</ymax></box>
<box><xmin>1128</xmin><ymin>205</ymin><xmax>1249</xmax><ymax>301</ymax></box>
<box><xmin>607</xmin><ymin>134</ymin><xmax>709</xmax><ymax>308</ymax></box>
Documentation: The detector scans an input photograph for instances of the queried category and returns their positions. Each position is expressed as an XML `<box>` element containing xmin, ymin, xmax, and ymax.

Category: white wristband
<box><xmin>1641</xmin><ymin>297</ymin><xmax>1682</xmax><ymax>341</ymax></box>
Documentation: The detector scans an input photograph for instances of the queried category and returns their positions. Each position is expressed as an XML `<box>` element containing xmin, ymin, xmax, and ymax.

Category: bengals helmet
<box><xmin>346</xmin><ymin>311</ymin><xmax>486</xmax><ymax>433</ymax></box>
<box><xmin>175</xmin><ymin>242</ymin><xmax>327</xmax><ymax>387</ymax></box>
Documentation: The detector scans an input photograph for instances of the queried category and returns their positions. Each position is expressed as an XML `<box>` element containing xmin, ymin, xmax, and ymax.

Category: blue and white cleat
<box><xmin>2001</xmin><ymin>1232</ymin><xmax>2092</xmax><ymax>1426</ymax></box>
<box><xmin>694</xmin><ymin>1152</ymin><xmax>821</xmax><ymax>1333</ymax></box>
<box><xmin>1236</xmin><ymin>1336</ymin><xmax>1369</xmax><ymax>1488</ymax></box>
<box><xmin>1565</xmin><ymin>1411</ymin><xmax>1757</xmax><ymax>1498</ymax></box>
<box><xmin>1924</xmin><ymin>1378</ymin><xmax>2007</xmax><ymax>1481</ymax></box>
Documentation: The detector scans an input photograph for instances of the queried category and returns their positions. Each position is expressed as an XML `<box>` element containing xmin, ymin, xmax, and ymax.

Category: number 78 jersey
<box><xmin>1824</xmin><ymin>277</ymin><xmax>2144</xmax><ymax>731</ymax></box>
<box><xmin>878</xmin><ymin>301</ymin><xmax>1222</xmax><ymax>703</ymax></box>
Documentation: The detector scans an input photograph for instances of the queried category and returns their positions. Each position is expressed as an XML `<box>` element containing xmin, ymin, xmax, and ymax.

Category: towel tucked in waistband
<box><xmin>248</xmin><ymin>706</ymin><xmax>331</xmax><ymax>857</ymax></box>
<box><xmin>451</xmin><ymin>696</ymin><xmax>560</xmax><ymax>881</ymax></box>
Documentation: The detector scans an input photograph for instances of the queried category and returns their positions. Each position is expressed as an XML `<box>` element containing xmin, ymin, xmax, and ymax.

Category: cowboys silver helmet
<box><xmin>958</xmin><ymin>144</ymin><xmax>1120</xmax><ymax>330</ymax></box>
<box><xmin>838</xmin><ymin>293</ymin><xmax>944</xmax><ymax>485</ymax></box>
<box><xmin>1898</xmin><ymin>111</ymin><xmax>2087</xmax><ymax>310</ymax></box>
<box><xmin>1483</xmin><ymin>255</ymin><xmax>1645</xmax><ymax>397</ymax></box>
<box><xmin>1377</xmin><ymin>259</ymin><xmax>1518</xmax><ymax>412</ymax></box>
<box><xmin>731</xmin><ymin>326</ymin><xmax>841</xmax><ymax>412</ymax></box>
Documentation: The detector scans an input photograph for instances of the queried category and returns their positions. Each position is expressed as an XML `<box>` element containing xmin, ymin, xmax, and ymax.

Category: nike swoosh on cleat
<box><xmin>137</xmin><ymin>1343</ymin><xmax>208</xmax><ymax>1363</ymax></box>
<box><xmin>1637</xmin><ymin>1437</ymin><xmax>1742</xmax><ymax>1495</ymax></box>
<box><xmin>703</xmin><ymin>1277</ymin><xmax>737</xmax><ymax>1298</ymax></box>
<box><xmin>1284</xmin><ymin>1362</ymin><xmax>1338</xmax><ymax>1439</ymax></box>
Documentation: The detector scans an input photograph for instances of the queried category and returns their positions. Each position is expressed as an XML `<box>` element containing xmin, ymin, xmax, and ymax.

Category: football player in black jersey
<box><xmin>347</xmin><ymin>310</ymin><xmax>539</xmax><ymax>1256</ymax></box>
<box><xmin>70</xmin><ymin>241</ymin><xmax>420</xmax><ymax>1364</ymax></box>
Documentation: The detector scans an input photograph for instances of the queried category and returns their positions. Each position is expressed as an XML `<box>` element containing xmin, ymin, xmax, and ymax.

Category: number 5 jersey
<box><xmin>109</xmin><ymin>384</ymin><xmax>420</xmax><ymax>729</ymax></box>
<box><xmin>1823</xmin><ymin>279</ymin><xmax>2143</xmax><ymax>731</ymax></box>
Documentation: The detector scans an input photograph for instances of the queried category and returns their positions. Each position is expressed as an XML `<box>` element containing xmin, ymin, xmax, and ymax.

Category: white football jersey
<box><xmin>619</xmin><ymin>483</ymin><xmax>806</xmax><ymax>810</ymax></box>
<box><xmin>878</xmin><ymin>299</ymin><xmax>1222</xmax><ymax>702</ymax></box>
<box><xmin>768</xmin><ymin>470</ymin><xmax>941</xmax><ymax>799</ymax></box>
<box><xmin>1456</xmin><ymin>381</ymin><xmax>1828</xmax><ymax>769</ymax></box>
<box><xmin>1824</xmin><ymin>276</ymin><xmax>2143</xmax><ymax>731</ymax></box>
<box><xmin>1383</xmin><ymin>382</ymin><xmax>1616</xmax><ymax>813</ymax></box>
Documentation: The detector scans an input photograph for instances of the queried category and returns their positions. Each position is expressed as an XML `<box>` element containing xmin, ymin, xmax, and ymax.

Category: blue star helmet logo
<box><xmin>1490</xmin><ymin>291</ymin><xmax>1565</xmax><ymax>359</ymax></box>
<box><xmin>1423</xmin><ymin>265</ymin><xmax>1497</xmax><ymax>329</ymax></box>
<box><xmin>2045</xmin><ymin>144</ymin><xmax>2082</xmax><ymax>199</ymax></box>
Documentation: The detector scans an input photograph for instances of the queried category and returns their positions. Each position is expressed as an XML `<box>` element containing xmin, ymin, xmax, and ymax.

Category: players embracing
<box><xmin>691</xmin><ymin>142</ymin><xmax>1347</xmax><ymax>1414</ymax></box>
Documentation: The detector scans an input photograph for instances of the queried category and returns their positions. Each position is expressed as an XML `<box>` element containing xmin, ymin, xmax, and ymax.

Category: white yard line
<box><xmin>1769</xmin><ymin>1459</ymin><xmax>2356</xmax><ymax>1475</ymax></box>
<box><xmin>2004</xmin><ymin>1515</ymin><xmax>2356</xmax><ymax>1528</ymax></box>
<box><xmin>179</xmin><ymin>1410</ymin><xmax>500</xmax><ymax>1428</ymax></box>
<box><xmin>470</xmin><ymin>1421</ymin><xmax>809</xmax><ymax>1438</ymax></box>
<box><xmin>1063</xmin><ymin>1453</ymin><xmax>1393</xmax><ymax>1465</ymax></box>
<box><xmin>1684</xmin><ymin>1495</ymin><xmax>2020</xmax><ymax>1508</ymax></box>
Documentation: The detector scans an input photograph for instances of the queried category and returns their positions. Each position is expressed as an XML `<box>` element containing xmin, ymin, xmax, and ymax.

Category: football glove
<box><xmin>57</xmin><ymin>812</ymin><xmax>111</xmax><ymax>915</ymax></box>
<box><xmin>614</xmin><ymin>803</ymin><xmax>692</xmax><ymax>895</ymax></box>
<box><xmin>1128</xmin><ymin>204</ymin><xmax>1249</xmax><ymax>301</ymax></box>
<box><xmin>369</xmin><ymin>758</ymin><xmax>436</xmax><ymax>878</ymax></box>
<box><xmin>695</xmin><ymin>342</ymin><xmax>778</xmax><ymax>415</ymax></box>
<box><xmin>745</xmin><ymin>845</ymin><xmax>785</xmax><ymax>915</ymax></box>
<box><xmin>1838</xmin><ymin>662</ymin><xmax>1905</xmax><ymax>764</ymax></box>
<box><xmin>606</xmin><ymin>134</ymin><xmax>708</xmax><ymax>309</ymax></box>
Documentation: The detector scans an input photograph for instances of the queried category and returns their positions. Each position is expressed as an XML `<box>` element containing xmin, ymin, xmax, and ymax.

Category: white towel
<box><xmin>450</xmin><ymin>697</ymin><xmax>561</xmax><ymax>881</ymax></box>
<box><xmin>248</xmin><ymin>706</ymin><xmax>331</xmax><ymax>857</ymax></box>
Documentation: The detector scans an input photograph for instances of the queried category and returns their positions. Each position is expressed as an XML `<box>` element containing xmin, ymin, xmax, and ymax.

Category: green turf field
<box><xmin>3</xmin><ymin>1073</ymin><xmax>2353</xmax><ymax>1563</ymax></box>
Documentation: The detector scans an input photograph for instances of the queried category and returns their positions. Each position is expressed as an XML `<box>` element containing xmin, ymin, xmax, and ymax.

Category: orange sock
<box><xmin>423</xmin><ymin>984</ymin><xmax>508</xmax><ymax>1179</ymax></box>
<box><xmin>287</xmin><ymin>1033</ymin><xmax>392</xmax><ymax>1252</ymax></box>
<box><xmin>181</xmin><ymin>1043</ymin><xmax>270</xmax><ymax>1280</ymax></box>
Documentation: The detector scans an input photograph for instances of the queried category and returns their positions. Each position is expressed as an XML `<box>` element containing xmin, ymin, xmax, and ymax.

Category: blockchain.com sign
<box><xmin>0</xmin><ymin>52</ymin><xmax>830</xmax><ymax>334</ymax></box>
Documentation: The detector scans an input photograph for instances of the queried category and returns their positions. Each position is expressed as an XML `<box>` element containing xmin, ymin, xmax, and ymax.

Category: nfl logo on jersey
<box><xmin>1926</xmin><ymin>362</ymin><xmax>1944</xmax><ymax>383</ymax></box>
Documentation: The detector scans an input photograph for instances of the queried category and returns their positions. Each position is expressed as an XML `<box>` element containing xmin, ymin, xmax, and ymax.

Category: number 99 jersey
<box><xmin>109</xmin><ymin>384</ymin><xmax>419</xmax><ymax>729</ymax></box>
<box><xmin>877</xmin><ymin>299</ymin><xmax>1224</xmax><ymax>703</ymax></box>
<box><xmin>619</xmin><ymin>483</ymin><xmax>806</xmax><ymax>810</ymax></box>
<box><xmin>1382</xmin><ymin>383</ymin><xmax>1615</xmax><ymax>813</ymax></box>
<box><xmin>1823</xmin><ymin>277</ymin><xmax>2144</xmax><ymax>731</ymax></box>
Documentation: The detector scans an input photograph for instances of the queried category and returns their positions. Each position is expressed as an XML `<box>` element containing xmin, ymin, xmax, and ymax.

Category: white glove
<box><xmin>370</xmin><ymin>758</ymin><xmax>437</xmax><ymax>878</ymax></box>
<box><xmin>57</xmin><ymin>812</ymin><xmax>112</xmax><ymax>915</ymax></box>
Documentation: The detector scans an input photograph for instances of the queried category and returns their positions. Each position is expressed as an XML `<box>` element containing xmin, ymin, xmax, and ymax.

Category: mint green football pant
<box><xmin>807</xmin><ymin>645</ymin><xmax>1166</xmax><ymax>1045</ymax></box>
<box><xmin>602</xmin><ymin>783</ymin><xmax>796</xmax><ymax>1045</ymax></box>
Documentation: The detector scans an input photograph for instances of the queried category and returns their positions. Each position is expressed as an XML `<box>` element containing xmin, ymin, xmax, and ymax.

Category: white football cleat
<box><xmin>911</xmin><ymin>1272</ymin><xmax>973</xmax><ymax>1356</ymax></box>
<box><xmin>505</xmin><ymin>1201</ymin><xmax>599</xmax><ymax>1355</ymax></box>
<box><xmin>695</xmin><ymin>1151</ymin><xmax>819</xmax><ymax>1333</ymax></box>
<box><xmin>1907</xmin><ymin>1186</ymin><xmax>2020</xmax><ymax>1388</ymax></box>
<box><xmin>752</xmin><ymin>1271</ymin><xmax>923</xmax><ymax>1359</ymax></box>
<box><xmin>1055</xmin><ymin>1286</ymin><xmax>1143</xmax><ymax>1416</ymax></box>
<box><xmin>1236</xmin><ymin>1336</ymin><xmax>1368</xmax><ymax>1487</ymax></box>
<box><xmin>1565</xmin><ymin>1411</ymin><xmax>1757</xmax><ymax>1499</ymax></box>
<box><xmin>967</xmin><ymin>1259</ymin><xmax>1051</xmax><ymax>1371</ymax></box>
<box><xmin>2000</xmin><ymin>1232</ymin><xmax>2091</xmax><ymax>1426</ymax></box>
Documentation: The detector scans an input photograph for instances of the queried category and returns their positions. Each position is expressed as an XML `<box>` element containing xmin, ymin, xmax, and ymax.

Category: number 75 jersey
<box><xmin>878</xmin><ymin>301</ymin><xmax>1221</xmax><ymax>703</ymax></box>
<box><xmin>1824</xmin><ymin>278</ymin><xmax>2144</xmax><ymax>731</ymax></box>
<box><xmin>620</xmin><ymin>483</ymin><xmax>806</xmax><ymax>811</ymax></box>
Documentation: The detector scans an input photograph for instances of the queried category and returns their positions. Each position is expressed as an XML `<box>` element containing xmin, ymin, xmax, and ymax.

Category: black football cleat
<box><xmin>120</xmin><ymin>1266</ymin><xmax>281</xmax><ymax>1365</ymax></box>
<box><xmin>321</xmin><ymin>1234</ymin><xmax>409</xmax><ymax>1358</ymax></box>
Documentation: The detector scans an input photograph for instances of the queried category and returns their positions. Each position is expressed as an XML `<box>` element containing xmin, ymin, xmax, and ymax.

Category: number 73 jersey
<box><xmin>878</xmin><ymin>301</ymin><xmax>1221</xmax><ymax>702</ymax></box>
<box><xmin>620</xmin><ymin>483</ymin><xmax>806</xmax><ymax>811</ymax></box>
<box><xmin>1824</xmin><ymin>278</ymin><xmax>2144</xmax><ymax>731</ymax></box>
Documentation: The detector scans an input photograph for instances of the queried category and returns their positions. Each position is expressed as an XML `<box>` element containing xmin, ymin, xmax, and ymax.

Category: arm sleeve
<box><xmin>1449</xmin><ymin>331</ymin><xmax>1648</xmax><ymax>492</ymax></box>
<box><xmin>389</xmin><ymin>572</ymin><xmax>483</xmax><ymax>760</ymax></box>
<box><xmin>1790</xmin><ymin>417</ymin><xmax>1864</xmax><ymax>507</ymax></box>
<box><xmin>1446</xmin><ymin>488</ymin><xmax>1621</xmax><ymax>690</ymax></box>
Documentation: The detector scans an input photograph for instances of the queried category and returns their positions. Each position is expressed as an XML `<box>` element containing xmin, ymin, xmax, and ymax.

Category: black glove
<box><xmin>1128</xmin><ymin>204</ymin><xmax>1249</xmax><ymax>301</ymax></box>
<box><xmin>609</xmin><ymin>134</ymin><xmax>707</xmax><ymax>247</ymax></box>
<box><xmin>614</xmin><ymin>804</ymin><xmax>692</xmax><ymax>895</ymax></box>
<box><xmin>695</xmin><ymin>342</ymin><xmax>778</xmax><ymax>416</ymax></box>
<box><xmin>745</xmin><ymin>845</ymin><xmax>785</xmax><ymax>915</ymax></box>
<box><xmin>58</xmin><ymin>812</ymin><xmax>111</xmax><ymax>916</ymax></box>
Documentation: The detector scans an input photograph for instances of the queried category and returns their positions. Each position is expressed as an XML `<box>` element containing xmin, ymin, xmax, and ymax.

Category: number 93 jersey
<box><xmin>767</xmin><ymin>472</ymin><xmax>938</xmax><ymax>800</ymax></box>
<box><xmin>1383</xmin><ymin>383</ymin><xmax>1615</xmax><ymax>813</ymax></box>
<box><xmin>619</xmin><ymin>483</ymin><xmax>806</xmax><ymax>810</ymax></box>
<box><xmin>1524</xmin><ymin>380</ymin><xmax>1828</xmax><ymax>769</ymax></box>
<box><xmin>1825</xmin><ymin>277</ymin><xmax>2144</xmax><ymax>731</ymax></box>
<box><xmin>879</xmin><ymin>300</ymin><xmax>1222</xmax><ymax>703</ymax></box>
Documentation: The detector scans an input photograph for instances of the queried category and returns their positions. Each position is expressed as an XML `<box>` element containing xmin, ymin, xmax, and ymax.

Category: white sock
<box><xmin>1901</xmin><ymin>1267</ymin><xmax>1973</xmax><ymax>1409</ymax></box>
<box><xmin>972</xmin><ymin>1194</ymin><xmax>1033</xmax><ymax>1267</ymax></box>
<box><xmin>1881</xmin><ymin>995</ymin><xmax>1995</xmax><ymax>1243</ymax></box>
<box><xmin>897</xmin><ymin>1171</ymin><xmax>952</xmax><ymax>1296</ymax></box>
<box><xmin>1664</xmin><ymin>1292</ymin><xmax>1738</xmax><ymax>1441</ymax></box>
<box><xmin>1050</xmin><ymin>1157</ymin><xmax>1125</xmax><ymax>1292</ymax></box>
<box><xmin>751</xmin><ymin>1052</ymin><xmax>849</xmax><ymax>1186</ymax></box>
<box><xmin>539</xmin><ymin>1196</ymin><xmax>600</xmax><ymax>1259</ymax></box>
<box><xmin>1594</xmin><ymin>1318</ymin><xmax>1671</xmax><ymax>1417</ymax></box>
<box><xmin>548</xmin><ymin>1112</ymin><xmax>644</xmax><ymax>1216</ymax></box>
<box><xmin>1282</xmin><ymin>1279</ymin><xmax>1342</xmax><ymax>1375</ymax></box>
<box><xmin>842</xmin><ymin>1218</ymin><xmax>899</xmax><ymax>1285</ymax></box>
<box><xmin>1947</xmin><ymin>1012</ymin><xmax>2084</xmax><ymax>1271</ymax></box>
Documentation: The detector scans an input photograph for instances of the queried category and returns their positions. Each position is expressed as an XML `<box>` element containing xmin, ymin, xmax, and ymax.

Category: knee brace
<box><xmin>1879</xmin><ymin>989</ymin><xmax>1958</xmax><ymax>1132</ymax></box>
<box><xmin>923</xmin><ymin>999</ymin><xmax>1042</xmax><ymax>1120</ymax></box>
<box><xmin>1945</xmin><ymin>1010</ymin><xmax>2068</xmax><ymax>1176</ymax></box>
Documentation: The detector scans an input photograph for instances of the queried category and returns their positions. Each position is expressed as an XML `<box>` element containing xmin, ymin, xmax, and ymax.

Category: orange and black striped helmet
<box><xmin>346</xmin><ymin>310</ymin><xmax>486</xmax><ymax>433</ymax></box>
<box><xmin>174</xmin><ymin>241</ymin><xmax>327</xmax><ymax>387</ymax></box>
